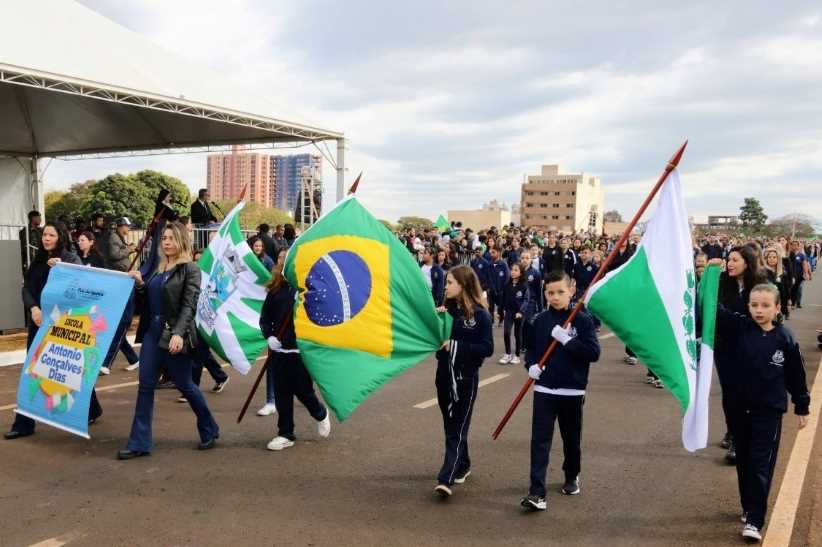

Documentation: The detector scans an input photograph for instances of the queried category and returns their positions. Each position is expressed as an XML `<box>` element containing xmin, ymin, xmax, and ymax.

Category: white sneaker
<box><xmin>498</xmin><ymin>354</ymin><xmax>512</xmax><ymax>364</ymax></box>
<box><xmin>99</xmin><ymin>366</ymin><xmax>110</xmax><ymax>376</ymax></box>
<box><xmin>318</xmin><ymin>413</ymin><xmax>331</xmax><ymax>438</ymax></box>
<box><xmin>511</xmin><ymin>356</ymin><xmax>521</xmax><ymax>365</ymax></box>
<box><xmin>125</xmin><ymin>363</ymin><xmax>139</xmax><ymax>372</ymax></box>
<box><xmin>257</xmin><ymin>403</ymin><xmax>277</xmax><ymax>416</ymax></box>
<box><xmin>266</xmin><ymin>436</ymin><xmax>294</xmax><ymax>451</ymax></box>
<box><xmin>625</xmin><ymin>356</ymin><xmax>638</xmax><ymax>365</ymax></box>
<box><xmin>741</xmin><ymin>523</ymin><xmax>761</xmax><ymax>542</ymax></box>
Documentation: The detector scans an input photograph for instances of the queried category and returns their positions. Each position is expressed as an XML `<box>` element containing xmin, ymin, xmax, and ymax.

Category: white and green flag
<box><xmin>195</xmin><ymin>202</ymin><xmax>270</xmax><ymax>374</ymax></box>
<box><xmin>585</xmin><ymin>170</ymin><xmax>717</xmax><ymax>451</ymax></box>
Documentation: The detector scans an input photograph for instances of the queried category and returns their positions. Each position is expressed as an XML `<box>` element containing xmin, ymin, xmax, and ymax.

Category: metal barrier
<box><xmin>0</xmin><ymin>224</ymin><xmax>32</xmax><ymax>270</ymax></box>
<box><xmin>134</xmin><ymin>226</ymin><xmax>257</xmax><ymax>264</ymax></box>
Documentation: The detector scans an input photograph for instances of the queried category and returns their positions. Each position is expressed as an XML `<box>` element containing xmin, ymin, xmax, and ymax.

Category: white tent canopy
<box><xmin>0</xmin><ymin>0</ymin><xmax>344</xmax><ymax>330</ymax></box>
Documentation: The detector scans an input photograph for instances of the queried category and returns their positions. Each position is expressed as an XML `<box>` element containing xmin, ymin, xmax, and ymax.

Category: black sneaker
<box><xmin>453</xmin><ymin>469</ymin><xmax>471</xmax><ymax>484</ymax></box>
<box><xmin>520</xmin><ymin>494</ymin><xmax>547</xmax><ymax>511</ymax></box>
<box><xmin>719</xmin><ymin>432</ymin><xmax>732</xmax><ymax>449</ymax></box>
<box><xmin>561</xmin><ymin>477</ymin><xmax>580</xmax><ymax>495</ymax></box>
<box><xmin>211</xmin><ymin>377</ymin><xmax>230</xmax><ymax>393</ymax></box>
<box><xmin>726</xmin><ymin>443</ymin><xmax>737</xmax><ymax>463</ymax></box>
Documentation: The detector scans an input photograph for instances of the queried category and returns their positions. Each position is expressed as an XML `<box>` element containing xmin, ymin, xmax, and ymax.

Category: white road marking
<box><xmin>598</xmin><ymin>332</ymin><xmax>616</xmax><ymax>340</ymax></box>
<box><xmin>28</xmin><ymin>532</ymin><xmax>82</xmax><ymax>547</ymax></box>
<box><xmin>414</xmin><ymin>373</ymin><xmax>510</xmax><ymax>409</ymax></box>
<box><xmin>763</xmin><ymin>356</ymin><xmax>822</xmax><ymax>547</ymax></box>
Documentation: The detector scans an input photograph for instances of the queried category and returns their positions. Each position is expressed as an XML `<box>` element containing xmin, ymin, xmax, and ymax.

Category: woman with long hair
<box><xmin>433</xmin><ymin>265</ymin><xmax>494</xmax><ymax>497</ymax></box>
<box><xmin>77</xmin><ymin>231</ymin><xmax>106</xmax><ymax>268</ymax></box>
<box><xmin>117</xmin><ymin>222</ymin><xmax>219</xmax><ymax>459</ymax></box>
<box><xmin>763</xmin><ymin>246</ymin><xmax>791</xmax><ymax>320</ymax></box>
<box><xmin>260</xmin><ymin>249</ymin><xmax>330</xmax><ymax>450</ymax></box>
<box><xmin>5</xmin><ymin>223</ymin><xmax>104</xmax><ymax>439</ymax></box>
<box><xmin>715</xmin><ymin>245</ymin><xmax>767</xmax><ymax>461</ymax></box>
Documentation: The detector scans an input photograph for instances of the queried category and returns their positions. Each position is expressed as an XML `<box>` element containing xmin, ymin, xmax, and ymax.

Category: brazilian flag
<box><xmin>284</xmin><ymin>197</ymin><xmax>451</xmax><ymax>421</ymax></box>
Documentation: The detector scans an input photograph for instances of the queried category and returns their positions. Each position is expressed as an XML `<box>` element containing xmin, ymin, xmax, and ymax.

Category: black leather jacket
<box><xmin>135</xmin><ymin>262</ymin><xmax>201</xmax><ymax>350</ymax></box>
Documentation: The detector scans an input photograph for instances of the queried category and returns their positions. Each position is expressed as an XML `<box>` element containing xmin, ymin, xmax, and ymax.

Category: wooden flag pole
<box><xmin>347</xmin><ymin>172</ymin><xmax>362</xmax><ymax>195</ymax></box>
<box><xmin>491</xmin><ymin>140</ymin><xmax>688</xmax><ymax>440</ymax></box>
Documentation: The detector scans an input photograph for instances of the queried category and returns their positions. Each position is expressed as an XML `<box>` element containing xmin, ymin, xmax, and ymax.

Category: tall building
<box><xmin>206</xmin><ymin>145</ymin><xmax>273</xmax><ymax>207</ymax></box>
<box><xmin>270</xmin><ymin>153</ymin><xmax>322</xmax><ymax>212</ymax></box>
<box><xmin>520</xmin><ymin>165</ymin><xmax>604</xmax><ymax>233</ymax></box>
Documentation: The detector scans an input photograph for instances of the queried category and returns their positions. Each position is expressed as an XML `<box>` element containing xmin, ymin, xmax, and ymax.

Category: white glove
<box><xmin>551</xmin><ymin>325</ymin><xmax>573</xmax><ymax>345</ymax></box>
<box><xmin>528</xmin><ymin>364</ymin><xmax>543</xmax><ymax>380</ymax></box>
<box><xmin>267</xmin><ymin>336</ymin><xmax>282</xmax><ymax>351</ymax></box>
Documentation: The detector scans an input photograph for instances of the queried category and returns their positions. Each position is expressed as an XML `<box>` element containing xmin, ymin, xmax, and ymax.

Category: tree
<box><xmin>378</xmin><ymin>219</ymin><xmax>395</xmax><ymax>233</ymax></box>
<box><xmin>768</xmin><ymin>213</ymin><xmax>817</xmax><ymax>239</ymax></box>
<box><xmin>132</xmin><ymin>170</ymin><xmax>191</xmax><ymax>219</ymax></box>
<box><xmin>45</xmin><ymin>180</ymin><xmax>96</xmax><ymax>222</ymax></box>
<box><xmin>738</xmin><ymin>197</ymin><xmax>767</xmax><ymax>234</ymax></box>
<box><xmin>397</xmin><ymin>216</ymin><xmax>433</xmax><ymax>231</ymax></box>
<box><xmin>603</xmin><ymin>210</ymin><xmax>623</xmax><ymax>223</ymax></box>
<box><xmin>214</xmin><ymin>199</ymin><xmax>292</xmax><ymax>231</ymax></box>
<box><xmin>79</xmin><ymin>173</ymin><xmax>156</xmax><ymax>228</ymax></box>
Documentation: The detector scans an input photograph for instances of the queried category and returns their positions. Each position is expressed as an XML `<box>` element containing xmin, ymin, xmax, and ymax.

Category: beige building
<box><xmin>520</xmin><ymin>165</ymin><xmax>604</xmax><ymax>233</ymax></box>
<box><xmin>447</xmin><ymin>208</ymin><xmax>512</xmax><ymax>232</ymax></box>
<box><xmin>206</xmin><ymin>145</ymin><xmax>274</xmax><ymax>207</ymax></box>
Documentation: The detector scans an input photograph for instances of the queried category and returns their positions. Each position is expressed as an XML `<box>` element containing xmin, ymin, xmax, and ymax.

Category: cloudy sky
<box><xmin>45</xmin><ymin>0</ymin><xmax>821</xmax><ymax>224</ymax></box>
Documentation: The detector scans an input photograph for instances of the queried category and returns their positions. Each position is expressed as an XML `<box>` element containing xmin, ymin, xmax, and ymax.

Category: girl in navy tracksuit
<box><xmin>714</xmin><ymin>281</ymin><xmax>810</xmax><ymax>542</ymax></box>
<box><xmin>433</xmin><ymin>265</ymin><xmax>494</xmax><ymax>497</ymax></box>
<box><xmin>500</xmin><ymin>263</ymin><xmax>530</xmax><ymax>364</ymax></box>
<box><xmin>521</xmin><ymin>271</ymin><xmax>601</xmax><ymax>511</ymax></box>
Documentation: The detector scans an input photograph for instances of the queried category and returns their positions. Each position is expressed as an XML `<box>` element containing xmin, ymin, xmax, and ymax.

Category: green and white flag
<box><xmin>195</xmin><ymin>202</ymin><xmax>270</xmax><ymax>374</ymax></box>
<box><xmin>585</xmin><ymin>170</ymin><xmax>716</xmax><ymax>451</ymax></box>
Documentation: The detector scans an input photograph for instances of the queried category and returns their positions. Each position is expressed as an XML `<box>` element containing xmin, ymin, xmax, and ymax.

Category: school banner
<box><xmin>15</xmin><ymin>263</ymin><xmax>134</xmax><ymax>438</ymax></box>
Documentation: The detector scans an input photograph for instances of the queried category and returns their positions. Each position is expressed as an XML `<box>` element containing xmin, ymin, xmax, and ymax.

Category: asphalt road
<box><xmin>0</xmin><ymin>279</ymin><xmax>820</xmax><ymax>547</ymax></box>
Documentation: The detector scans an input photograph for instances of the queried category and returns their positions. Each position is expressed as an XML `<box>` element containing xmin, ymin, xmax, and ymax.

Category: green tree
<box><xmin>79</xmin><ymin>173</ymin><xmax>155</xmax><ymax>227</ymax></box>
<box><xmin>214</xmin><ymin>199</ymin><xmax>292</xmax><ymax>231</ymax></box>
<box><xmin>768</xmin><ymin>214</ymin><xmax>817</xmax><ymax>239</ymax></box>
<box><xmin>397</xmin><ymin>216</ymin><xmax>433</xmax><ymax>231</ymax></box>
<box><xmin>45</xmin><ymin>180</ymin><xmax>95</xmax><ymax>221</ymax></box>
<box><xmin>378</xmin><ymin>219</ymin><xmax>395</xmax><ymax>233</ymax></box>
<box><xmin>738</xmin><ymin>197</ymin><xmax>767</xmax><ymax>234</ymax></box>
<box><xmin>132</xmin><ymin>170</ymin><xmax>191</xmax><ymax>219</ymax></box>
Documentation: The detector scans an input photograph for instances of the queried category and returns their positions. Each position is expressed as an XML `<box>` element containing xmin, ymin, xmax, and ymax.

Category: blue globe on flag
<box><xmin>304</xmin><ymin>250</ymin><xmax>372</xmax><ymax>326</ymax></box>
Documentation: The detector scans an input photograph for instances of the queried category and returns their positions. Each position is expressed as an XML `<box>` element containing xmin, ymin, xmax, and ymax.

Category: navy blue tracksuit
<box><xmin>426</xmin><ymin>263</ymin><xmax>446</xmax><ymax>306</ymax></box>
<box><xmin>502</xmin><ymin>280</ymin><xmax>530</xmax><ymax>355</ymax></box>
<box><xmin>435</xmin><ymin>305</ymin><xmax>494</xmax><ymax>486</ymax></box>
<box><xmin>523</xmin><ymin>267</ymin><xmax>542</xmax><ymax>316</ymax></box>
<box><xmin>573</xmin><ymin>260</ymin><xmax>601</xmax><ymax>329</ymax></box>
<box><xmin>716</xmin><ymin>307</ymin><xmax>810</xmax><ymax>530</ymax></box>
<box><xmin>524</xmin><ymin>307</ymin><xmax>601</xmax><ymax>497</ymax></box>
<box><xmin>504</xmin><ymin>248</ymin><xmax>521</xmax><ymax>268</ymax></box>
<box><xmin>470</xmin><ymin>256</ymin><xmax>491</xmax><ymax>292</ymax></box>
<box><xmin>488</xmin><ymin>259</ymin><xmax>510</xmax><ymax>323</ymax></box>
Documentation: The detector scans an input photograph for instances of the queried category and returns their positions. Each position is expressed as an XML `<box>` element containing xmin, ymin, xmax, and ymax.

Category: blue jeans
<box><xmin>125</xmin><ymin>317</ymin><xmax>219</xmax><ymax>452</ymax></box>
<box><xmin>102</xmin><ymin>293</ymin><xmax>138</xmax><ymax>367</ymax></box>
<box><xmin>191</xmin><ymin>337</ymin><xmax>228</xmax><ymax>387</ymax></box>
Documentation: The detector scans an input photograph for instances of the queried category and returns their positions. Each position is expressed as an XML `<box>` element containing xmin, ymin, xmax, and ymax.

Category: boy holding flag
<box><xmin>520</xmin><ymin>271</ymin><xmax>601</xmax><ymax>511</ymax></box>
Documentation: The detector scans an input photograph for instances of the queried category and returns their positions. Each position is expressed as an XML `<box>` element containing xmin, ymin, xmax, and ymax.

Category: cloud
<box><xmin>44</xmin><ymin>1</ymin><xmax>821</xmax><ymax>227</ymax></box>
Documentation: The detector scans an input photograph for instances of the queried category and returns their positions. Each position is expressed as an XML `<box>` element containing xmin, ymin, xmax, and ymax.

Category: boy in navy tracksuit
<box><xmin>488</xmin><ymin>248</ymin><xmax>510</xmax><ymax>326</ymax></box>
<box><xmin>714</xmin><ymin>282</ymin><xmax>810</xmax><ymax>542</ymax></box>
<box><xmin>470</xmin><ymin>247</ymin><xmax>491</xmax><ymax>295</ymax></box>
<box><xmin>421</xmin><ymin>247</ymin><xmax>446</xmax><ymax>306</ymax></box>
<box><xmin>521</xmin><ymin>271</ymin><xmax>601</xmax><ymax>511</ymax></box>
<box><xmin>521</xmin><ymin>251</ymin><xmax>543</xmax><ymax>316</ymax></box>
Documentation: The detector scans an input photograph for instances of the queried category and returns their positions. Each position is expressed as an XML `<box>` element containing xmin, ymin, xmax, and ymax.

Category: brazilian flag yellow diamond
<box><xmin>292</xmin><ymin>235</ymin><xmax>391</xmax><ymax>358</ymax></box>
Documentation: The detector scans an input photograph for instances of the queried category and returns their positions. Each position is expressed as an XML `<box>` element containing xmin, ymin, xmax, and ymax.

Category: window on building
<box><xmin>565</xmin><ymin>215</ymin><xmax>573</xmax><ymax>220</ymax></box>
<box><xmin>566</xmin><ymin>203</ymin><xmax>574</xmax><ymax>208</ymax></box>
<box><xmin>554</xmin><ymin>191</ymin><xmax>561</xmax><ymax>196</ymax></box>
<box><xmin>552</xmin><ymin>203</ymin><xmax>559</xmax><ymax>208</ymax></box>
<box><xmin>552</xmin><ymin>215</ymin><xmax>559</xmax><ymax>220</ymax></box>
<box><xmin>571</xmin><ymin>191</ymin><xmax>576</xmax><ymax>196</ymax></box>
<box><xmin>539</xmin><ymin>192</ymin><xmax>549</xmax><ymax>196</ymax></box>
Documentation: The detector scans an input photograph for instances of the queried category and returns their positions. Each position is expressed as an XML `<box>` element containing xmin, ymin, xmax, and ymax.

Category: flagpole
<box><xmin>347</xmin><ymin>172</ymin><xmax>362</xmax><ymax>195</ymax></box>
<box><xmin>491</xmin><ymin>140</ymin><xmax>688</xmax><ymax>440</ymax></box>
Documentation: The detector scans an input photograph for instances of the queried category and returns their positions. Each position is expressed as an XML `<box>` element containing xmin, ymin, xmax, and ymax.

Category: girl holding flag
<box><xmin>433</xmin><ymin>266</ymin><xmax>494</xmax><ymax>497</ymax></box>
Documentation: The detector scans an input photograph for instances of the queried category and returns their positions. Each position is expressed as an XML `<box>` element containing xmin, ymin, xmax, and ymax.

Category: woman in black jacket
<box><xmin>259</xmin><ymin>250</ymin><xmax>330</xmax><ymax>451</ymax></box>
<box><xmin>117</xmin><ymin>222</ymin><xmax>219</xmax><ymax>459</ymax></box>
<box><xmin>4</xmin><ymin>223</ymin><xmax>103</xmax><ymax>439</ymax></box>
<box><xmin>715</xmin><ymin>245</ymin><xmax>767</xmax><ymax>460</ymax></box>
<box><xmin>76</xmin><ymin>231</ymin><xmax>106</xmax><ymax>268</ymax></box>
<box><xmin>763</xmin><ymin>247</ymin><xmax>791</xmax><ymax>320</ymax></box>
<box><xmin>433</xmin><ymin>265</ymin><xmax>494</xmax><ymax>497</ymax></box>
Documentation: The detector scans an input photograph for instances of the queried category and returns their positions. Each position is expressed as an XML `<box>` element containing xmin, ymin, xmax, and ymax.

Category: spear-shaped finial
<box><xmin>347</xmin><ymin>172</ymin><xmax>363</xmax><ymax>195</ymax></box>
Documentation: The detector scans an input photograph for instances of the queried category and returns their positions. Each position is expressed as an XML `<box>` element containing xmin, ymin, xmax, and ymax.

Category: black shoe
<box><xmin>726</xmin><ymin>443</ymin><xmax>737</xmax><ymax>463</ymax></box>
<box><xmin>719</xmin><ymin>432</ymin><xmax>732</xmax><ymax>449</ymax></box>
<box><xmin>561</xmin><ymin>477</ymin><xmax>580</xmax><ymax>495</ymax></box>
<box><xmin>211</xmin><ymin>377</ymin><xmax>230</xmax><ymax>393</ymax></box>
<box><xmin>453</xmin><ymin>469</ymin><xmax>471</xmax><ymax>484</ymax></box>
<box><xmin>434</xmin><ymin>484</ymin><xmax>452</xmax><ymax>497</ymax></box>
<box><xmin>117</xmin><ymin>449</ymin><xmax>150</xmax><ymax>460</ymax></box>
<box><xmin>198</xmin><ymin>436</ymin><xmax>218</xmax><ymax>450</ymax></box>
<box><xmin>520</xmin><ymin>494</ymin><xmax>547</xmax><ymax>511</ymax></box>
<box><xmin>88</xmin><ymin>416</ymin><xmax>100</xmax><ymax>425</ymax></box>
<box><xmin>156</xmin><ymin>380</ymin><xmax>176</xmax><ymax>390</ymax></box>
<box><xmin>4</xmin><ymin>430</ymin><xmax>33</xmax><ymax>440</ymax></box>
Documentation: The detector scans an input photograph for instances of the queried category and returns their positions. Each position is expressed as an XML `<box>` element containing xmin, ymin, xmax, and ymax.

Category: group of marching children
<box><xmin>423</xmin><ymin>223</ymin><xmax>812</xmax><ymax>543</ymax></box>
